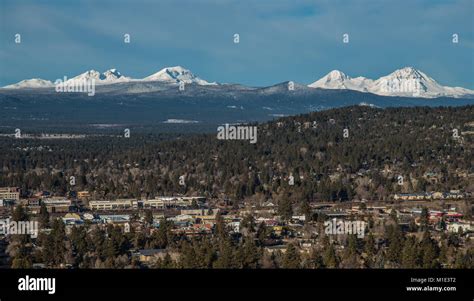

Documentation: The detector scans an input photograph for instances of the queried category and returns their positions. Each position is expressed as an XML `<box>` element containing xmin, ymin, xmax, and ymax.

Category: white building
<box><xmin>447</xmin><ymin>222</ymin><xmax>472</xmax><ymax>233</ymax></box>
<box><xmin>0</xmin><ymin>187</ymin><xmax>20</xmax><ymax>201</ymax></box>
<box><xmin>89</xmin><ymin>199</ymin><xmax>135</xmax><ymax>210</ymax></box>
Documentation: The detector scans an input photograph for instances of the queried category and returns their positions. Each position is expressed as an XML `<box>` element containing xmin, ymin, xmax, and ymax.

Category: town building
<box><xmin>89</xmin><ymin>199</ymin><xmax>135</xmax><ymax>210</ymax></box>
<box><xmin>42</xmin><ymin>197</ymin><xmax>72</xmax><ymax>213</ymax></box>
<box><xmin>77</xmin><ymin>191</ymin><xmax>91</xmax><ymax>199</ymax></box>
<box><xmin>0</xmin><ymin>187</ymin><xmax>20</xmax><ymax>201</ymax></box>
<box><xmin>447</xmin><ymin>222</ymin><xmax>472</xmax><ymax>233</ymax></box>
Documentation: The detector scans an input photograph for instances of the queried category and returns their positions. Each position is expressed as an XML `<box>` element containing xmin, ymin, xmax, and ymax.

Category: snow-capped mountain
<box><xmin>308</xmin><ymin>70</ymin><xmax>373</xmax><ymax>92</ymax></box>
<box><xmin>2</xmin><ymin>69</ymin><xmax>132</xmax><ymax>89</ymax></box>
<box><xmin>142</xmin><ymin>66</ymin><xmax>216</xmax><ymax>85</ymax></box>
<box><xmin>65</xmin><ymin>69</ymin><xmax>102</xmax><ymax>83</ymax></box>
<box><xmin>2</xmin><ymin>78</ymin><xmax>54</xmax><ymax>89</ymax></box>
<box><xmin>309</xmin><ymin>67</ymin><xmax>474</xmax><ymax>98</ymax></box>
<box><xmin>2</xmin><ymin>66</ymin><xmax>473</xmax><ymax>98</ymax></box>
<box><xmin>65</xmin><ymin>69</ymin><xmax>130</xmax><ymax>85</ymax></box>
<box><xmin>371</xmin><ymin>67</ymin><xmax>474</xmax><ymax>98</ymax></box>
<box><xmin>101</xmin><ymin>68</ymin><xmax>130</xmax><ymax>82</ymax></box>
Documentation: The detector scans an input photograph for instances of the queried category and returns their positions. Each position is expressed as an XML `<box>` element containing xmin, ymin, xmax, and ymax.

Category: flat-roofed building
<box><xmin>98</xmin><ymin>214</ymin><xmax>130</xmax><ymax>224</ymax></box>
<box><xmin>0</xmin><ymin>187</ymin><xmax>20</xmax><ymax>201</ymax></box>
<box><xmin>142</xmin><ymin>199</ymin><xmax>166</xmax><ymax>209</ymax></box>
<box><xmin>393</xmin><ymin>193</ymin><xmax>431</xmax><ymax>201</ymax></box>
<box><xmin>42</xmin><ymin>197</ymin><xmax>72</xmax><ymax>213</ymax></box>
<box><xmin>77</xmin><ymin>191</ymin><xmax>91</xmax><ymax>199</ymax></box>
<box><xmin>447</xmin><ymin>222</ymin><xmax>472</xmax><ymax>233</ymax></box>
<box><xmin>89</xmin><ymin>199</ymin><xmax>134</xmax><ymax>210</ymax></box>
<box><xmin>183</xmin><ymin>208</ymin><xmax>218</xmax><ymax>216</ymax></box>
<box><xmin>142</xmin><ymin>196</ymin><xmax>205</xmax><ymax>209</ymax></box>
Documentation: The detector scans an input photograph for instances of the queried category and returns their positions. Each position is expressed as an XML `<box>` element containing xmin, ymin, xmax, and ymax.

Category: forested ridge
<box><xmin>0</xmin><ymin>106</ymin><xmax>472</xmax><ymax>204</ymax></box>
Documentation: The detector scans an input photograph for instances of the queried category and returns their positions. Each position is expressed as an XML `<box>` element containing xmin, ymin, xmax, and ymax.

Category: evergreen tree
<box><xmin>214</xmin><ymin>238</ymin><xmax>235</xmax><ymax>268</ymax></box>
<box><xmin>282</xmin><ymin>243</ymin><xmax>301</xmax><ymax>268</ymax></box>
<box><xmin>241</xmin><ymin>215</ymin><xmax>256</xmax><ymax>234</ymax></box>
<box><xmin>323</xmin><ymin>243</ymin><xmax>339</xmax><ymax>268</ymax></box>
<box><xmin>9</xmin><ymin>205</ymin><xmax>32</xmax><ymax>268</ymax></box>
<box><xmin>341</xmin><ymin>235</ymin><xmax>359</xmax><ymax>268</ymax></box>
<box><xmin>152</xmin><ymin>219</ymin><xmax>173</xmax><ymax>249</ymax></box>
<box><xmin>419</xmin><ymin>231</ymin><xmax>439</xmax><ymax>268</ymax></box>
<box><xmin>401</xmin><ymin>236</ymin><xmax>418</xmax><ymax>268</ymax></box>
<box><xmin>214</xmin><ymin>213</ymin><xmax>227</xmax><ymax>241</ymax></box>
<box><xmin>49</xmin><ymin>218</ymin><xmax>67</xmax><ymax>266</ymax></box>
<box><xmin>12</xmin><ymin>204</ymin><xmax>28</xmax><ymax>222</ymax></box>
<box><xmin>144</xmin><ymin>210</ymin><xmax>154</xmax><ymax>226</ymax></box>
<box><xmin>307</xmin><ymin>248</ymin><xmax>324</xmax><ymax>268</ymax></box>
<box><xmin>239</xmin><ymin>237</ymin><xmax>261</xmax><ymax>268</ymax></box>
<box><xmin>386</xmin><ymin>225</ymin><xmax>404</xmax><ymax>265</ymax></box>
<box><xmin>420</xmin><ymin>207</ymin><xmax>429</xmax><ymax>231</ymax></box>
<box><xmin>38</xmin><ymin>203</ymin><xmax>50</xmax><ymax>228</ymax></box>
<box><xmin>278</xmin><ymin>199</ymin><xmax>293</xmax><ymax>221</ymax></box>
<box><xmin>365</xmin><ymin>233</ymin><xmax>376</xmax><ymax>257</ymax></box>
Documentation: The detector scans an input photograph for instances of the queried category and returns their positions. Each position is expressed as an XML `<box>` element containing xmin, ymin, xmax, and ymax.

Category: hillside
<box><xmin>0</xmin><ymin>105</ymin><xmax>472</xmax><ymax>204</ymax></box>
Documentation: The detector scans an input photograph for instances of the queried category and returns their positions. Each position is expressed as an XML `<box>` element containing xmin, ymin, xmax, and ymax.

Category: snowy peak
<box><xmin>372</xmin><ymin>67</ymin><xmax>447</xmax><ymax>97</ymax></box>
<box><xmin>308</xmin><ymin>67</ymin><xmax>474</xmax><ymax>98</ymax></box>
<box><xmin>309</xmin><ymin>70</ymin><xmax>373</xmax><ymax>91</ymax></box>
<box><xmin>308</xmin><ymin>70</ymin><xmax>351</xmax><ymax>89</ymax></box>
<box><xmin>101</xmin><ymin>68</ymin><xmax>131</xmax><ymax>83</ymax></box>
<box><xmin>65</xmin><ymin>69</ymin><xmax>130</xmax><ymax>85</ymax></box>
<box><xmin>1</xmin><ymin>66</ymin><xmax>215</xmax><ymax>89</ymax></box>
<box><xmin>143</xmin><ymin>66</ymin><xmax>194</xmax><ymax>82</ymax></box>
<box><xmin>323</xmin><ymin>70</ymin><xmax>351</xmax><ymax>82</ymax></box>
<box><xmin>385</xmin><ymin>66</ymin><xmax>428</xmax><ymax>80</ymax></box>
<box><xmin>2</xmin><ymin>66</ymin><xmax>472</xmax><ymax>98</ymax></box>
<box><xmin>68</xmin><ymin>70</ymin><xmax>102</xmax><ymax>82</ymax></box>
<box><xmin>2</xmin><ymin>78</ymin><xmax>54</xmax><ymax>89</ymax></box>
<box><xmin>102</xmin><ymin>68</ymin><xmax>126</xmax><ymax>81</ymax></box>
<box><xmin>143</xmin><ymin>66</ymin><xmax>216</xmax><ymax>85</ymax></box>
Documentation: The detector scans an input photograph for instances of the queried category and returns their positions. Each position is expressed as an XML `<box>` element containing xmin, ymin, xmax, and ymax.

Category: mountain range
<box><xmin>1</xmin><ymin>65</ymin><xmax>473</xmax><ymax>131</ymax></box>
<box><xmin>308</xmin><ymin>67</ymin><xmax>474</xmax><ymax>98</ymax></box>
<box><xmin>3</xmin><ymin>66</ymin><xmax>473</xmax><ymax>99</ymax></box>
<box><xmin>2</xmin><ymin>66</ymin><xmax>215</xmax><ymax>89</ymax></box>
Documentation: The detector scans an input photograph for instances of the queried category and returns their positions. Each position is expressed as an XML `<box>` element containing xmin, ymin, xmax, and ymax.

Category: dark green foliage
<box><xmin>0</xmin><ymin>106</ymin><xmax>471</xmax><ymax>203</ymax></box>
<box><xmin>282</xmin><ymin>243</ymin><xmax>301</xmax><ymax>268</ymax></box>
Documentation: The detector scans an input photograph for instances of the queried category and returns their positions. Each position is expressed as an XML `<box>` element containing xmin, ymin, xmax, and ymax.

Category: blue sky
<box><xmin>0</xmin><ymin>0</ymin><xmax>473</xmax><ymax>88</ymax></box>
